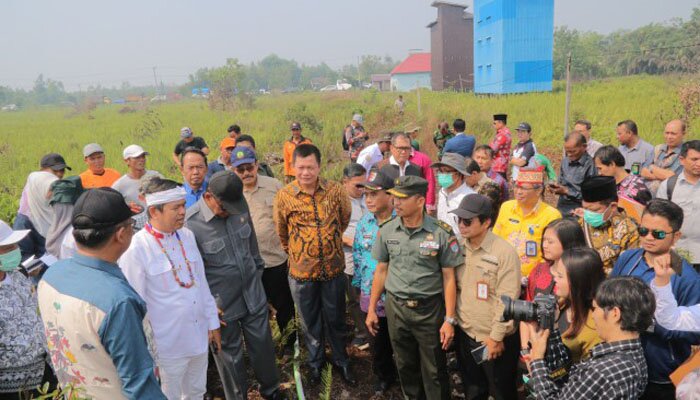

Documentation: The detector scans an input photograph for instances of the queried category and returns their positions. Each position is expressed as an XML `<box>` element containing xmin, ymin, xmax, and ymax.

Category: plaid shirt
<box><xmin>531</xmin><ymin>338</ymin><xmax>647</xmax><ymax>400</ymax></box>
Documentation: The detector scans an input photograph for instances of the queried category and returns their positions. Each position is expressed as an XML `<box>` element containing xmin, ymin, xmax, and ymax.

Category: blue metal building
<box><xmin>473</xmin><ymin>0</ymin><xmax>554</xmax><ymax>94</ymax></box>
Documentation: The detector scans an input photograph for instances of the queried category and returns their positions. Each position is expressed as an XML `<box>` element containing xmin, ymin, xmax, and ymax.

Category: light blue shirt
<box><xmin>184</xmin><ymin>180</ymin><xmax>208</xmax><ymax>208</ymax></box>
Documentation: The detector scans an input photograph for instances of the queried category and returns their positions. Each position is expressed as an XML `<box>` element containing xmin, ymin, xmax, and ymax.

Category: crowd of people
<box><xmin>1</xmin><ymin>111</ymin><xmax>699</xmax><ymax>400</ymax></box>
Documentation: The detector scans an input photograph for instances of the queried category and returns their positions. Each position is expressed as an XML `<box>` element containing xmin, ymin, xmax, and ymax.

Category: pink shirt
<box><xmin>409</xmin><ymin>150</ymin><xmax>436</xmax><ymax>209</ymax></box>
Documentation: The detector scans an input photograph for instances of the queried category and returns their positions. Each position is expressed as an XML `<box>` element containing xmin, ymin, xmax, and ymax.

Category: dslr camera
<box><xmin>501</xmin><ymin>294</ymin><xmax>557</xmax><ymax>330</ymax></box>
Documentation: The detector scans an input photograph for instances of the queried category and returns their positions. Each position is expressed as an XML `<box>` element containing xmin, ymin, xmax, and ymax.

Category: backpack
<box><xmin>666</xmin><ymin>174</ymin><xmax>679</xmax><ymax>201</ymax></box>
<box><xmin>342</xmin><ymin>126</ymin><xmax>350</xmax><ymax>151</ymax></box>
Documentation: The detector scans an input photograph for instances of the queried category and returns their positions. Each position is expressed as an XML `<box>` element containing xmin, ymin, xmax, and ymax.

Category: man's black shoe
<box><xmin>373</xmin><ymin>379</ymin><xmax>392</xmax><ymax>394</ymax></box>
<box><xmin>264</xmin><ymin>389</ymin><xmax>289</xmax><ymax>400</ymax></box>
<box><xmin>336</xmin><ymin>365</ymin><xmax>357</xmax><ymax>385</ymax></box>
<box><xmin>308</xmin><ymin>367</ymin><xmax>322</xmax><ymax>385</ymax></box>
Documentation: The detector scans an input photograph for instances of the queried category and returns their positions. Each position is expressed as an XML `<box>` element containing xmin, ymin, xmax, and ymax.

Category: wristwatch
<box><xmin>444</xmin><ymin>316</ymin><xmax>458</xmax><ymax>326</ymax></box>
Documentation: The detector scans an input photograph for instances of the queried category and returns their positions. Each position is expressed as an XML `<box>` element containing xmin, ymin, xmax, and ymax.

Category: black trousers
<box><xmin>261</xmin><ymin>262</ymin><xmax>296</xmax><ymax>349</ymax></box>
<box><xmin>345</xmin><ymin>273</ymin><xmax>369</xmax><ymax>340</ymax></box>
<box><xmin>288</xmin><ymin>274</ymin><xmax>349</xmax><ymax>369</ymax></box>
<box><xmin>455</xmin><ymin>328</ymin><xmax>520</xmax><ymax>400</ymax></box>
<box><xmin>372</xmin><ymin>316</ymin><xmax>397</xmax><ymax>382</ymax></box>
<box><xmin>640</xmin><ymin>382</ymin><xmax>676</xmax><ymax>400</ymax></box>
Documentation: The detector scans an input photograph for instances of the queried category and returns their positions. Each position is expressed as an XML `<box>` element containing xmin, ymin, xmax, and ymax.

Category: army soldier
<box><xmin>366</xmin><ymin>175</ymin><xmax>462</xmax><ymax>400</ymax></box>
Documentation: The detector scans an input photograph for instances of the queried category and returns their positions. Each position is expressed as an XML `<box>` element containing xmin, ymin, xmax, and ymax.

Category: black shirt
<box><xmin>174</xmin><ymin>137</ymin><xmax>208</xmax><ymax>155</ymax></box>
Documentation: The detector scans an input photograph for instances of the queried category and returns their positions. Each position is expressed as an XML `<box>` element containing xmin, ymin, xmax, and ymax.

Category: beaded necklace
<box><xmin>145</xmin><ymin>223</ymin><xmax>195</xmax><ymax>288</ymax></box>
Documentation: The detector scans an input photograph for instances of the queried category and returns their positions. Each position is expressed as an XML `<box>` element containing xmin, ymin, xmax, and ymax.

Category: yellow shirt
<box><xmin>492</xmin><ymin>200</ymin><xmax>561</xmax><ymax>276</ymax></box>
<box><xmin>562</xmin><ymin>311</ymin><xmax>602</xmax><ymax>363</ymax></box>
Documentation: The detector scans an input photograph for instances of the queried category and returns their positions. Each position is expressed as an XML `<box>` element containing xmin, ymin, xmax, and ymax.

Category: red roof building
<box><xmin>390</xmin><ymin>53</ymin><xmax>432</xmax><ymax>92</ymax></box>
<box><xmin>390</xmin><ymin>53</ymin><xmax>432</xmax><ymax>75</ymax></box>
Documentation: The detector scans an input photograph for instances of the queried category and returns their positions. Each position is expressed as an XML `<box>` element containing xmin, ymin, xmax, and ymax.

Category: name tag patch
<box><xmin>477</xmin><ymin>281</ymin><xmax>489</xmax><ymax>300</ymax></box>
<box><xmin>386</xmin><ymin>239</ymin><xmax>400</xmax><ymax>245</ymax></box>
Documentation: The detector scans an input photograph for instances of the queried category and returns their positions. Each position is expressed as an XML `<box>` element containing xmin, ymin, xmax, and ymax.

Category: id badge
<box><xmin>477</xmin><ymin>281</ymin><xmax>489</xmax><ymax>300</ymax></box>
<box><xmin>525</xmin><ymin>240</ymin><xmax>538</xmax><ymax>257</ymax></box>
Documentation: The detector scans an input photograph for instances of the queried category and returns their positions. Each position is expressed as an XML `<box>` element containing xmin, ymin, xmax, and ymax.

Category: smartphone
<box><xmin>471</xmin><ymin>344</ymin><xmax>489</xmax><ymax>365</ymax></box>
<box><xmin>631</xmin><ymin>163</ymin><xmax>640</xmax><ymax>175</ymax></box>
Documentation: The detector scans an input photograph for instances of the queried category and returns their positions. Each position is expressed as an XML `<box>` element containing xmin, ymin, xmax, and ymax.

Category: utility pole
<box><xmin>152</xmin><ymin>66</ymin><xmax>159</xmax><ymax>95</ymax></box>
<box><xmin>357</xmin><ymin>56</ymin><xmax>361</xmax><ymax>89</ymax></box>
<box><xmin>563</xmin><ymin>52</ymin><xmax>572</xmax><ymax>137</ymax></box>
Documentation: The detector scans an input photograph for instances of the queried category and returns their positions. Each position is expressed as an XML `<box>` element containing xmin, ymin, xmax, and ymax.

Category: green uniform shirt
<box><xmin>372</xmin><ymin>214</ymin><xmax>462</xmax><ymax>299</ymax></box>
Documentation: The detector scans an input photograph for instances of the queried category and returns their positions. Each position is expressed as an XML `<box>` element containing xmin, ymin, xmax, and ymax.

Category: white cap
<box><xmin>123</xmin><ymin>144</ymin><xmax>149</xmax><ymax>159</ymax></box>
<box><xmin>0</xmin><ymin>220</ymin><xmax>29</xmax><ymax>246</ymax></box>
<box><xmin>83</xmin><ymin>143</ymin><xmax>104</xmax><ymax>158</ymax></box>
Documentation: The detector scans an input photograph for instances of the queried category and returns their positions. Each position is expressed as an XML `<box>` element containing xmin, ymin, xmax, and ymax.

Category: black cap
<box><xmin>516</xmin><ymin>122</ymin><xmax>532</xmax><ymax>132</ymax></box>
<box><xmin>387</xmin><ymin>175</ymin><xmax>428</xmax><ymax>198</ymax></box>
<box><xmin>208</xmin><ymin>171</ymin><xmax>248</xmax><ymax>214</ymax></box>
<box><xmin>493</xmin><ymin>114</ymin><xmax>507</xmax><ymax>123</ymax></box>
<box><xmin>40</xmin><ymin>153</ymin><xmax>71</xmax><ymax>171</ymax></box>
<box><xmin>362</xmin><ymin>170</ymin><xmax>395</xmax><ymax>191</ymax></box>
<box><xmin>582</xmin><ymin>176</ymin><xmax>618</xmax><ymax>203</ymax></box>
<box><xmin>450</xmin><ymin>194</ymin><xmax>493</xmax><ymax>220</ymax></box>
<box><xmin>291</xmin><ymin>122</ymin><xmax>302</xmax><ymax>130</ymax></box>
<box><xmin>72</xmin><ymin>188</ymin><xmax>135</xmax><ymax>229</ymax></box>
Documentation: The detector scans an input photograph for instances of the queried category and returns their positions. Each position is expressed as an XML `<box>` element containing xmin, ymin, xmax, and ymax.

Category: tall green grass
<box><xmin>0</xmin><ymin>74</ymin><xmax>696</xmax><ymax>222</ymax></box>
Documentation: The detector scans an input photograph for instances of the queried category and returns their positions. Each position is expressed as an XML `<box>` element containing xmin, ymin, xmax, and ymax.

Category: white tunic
<box><xmin>119</xmin><ymin>226</ymin><xmax>219</xmax><ymax>359</ymax></box>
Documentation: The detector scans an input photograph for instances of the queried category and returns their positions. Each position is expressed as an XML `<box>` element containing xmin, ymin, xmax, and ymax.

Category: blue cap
<box><xmin>230</xmin><ymin>146</ymin><xmax>257</xmax><ymax>168</ymax></box>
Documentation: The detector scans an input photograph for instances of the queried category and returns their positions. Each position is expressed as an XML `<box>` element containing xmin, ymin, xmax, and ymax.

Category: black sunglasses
<box><xmin>235</xmin><ymin>164</ymin><xmax>255</xmax><ymax>173</ymax></box>
<box><xmin>638</xmin><ymin>227</ymin><xmax>674</xmax><ymax>240</ymax></box>
<box><xmin>458</xmin><ymin>217</ymin><xmax>475</xmax><ymax>227</ymax></box>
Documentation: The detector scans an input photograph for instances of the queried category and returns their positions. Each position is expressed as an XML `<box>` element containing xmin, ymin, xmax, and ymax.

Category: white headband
<box><xmin>145</xmin><ymin>187</ymin><xmax>187</xmax><ymax>207</ymax></box>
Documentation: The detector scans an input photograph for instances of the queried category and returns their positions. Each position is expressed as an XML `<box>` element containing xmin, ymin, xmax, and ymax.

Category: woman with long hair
<box><xmin>551</xmin><ymin>247</ymin><xmax>607</xmax><ymax>362</ymax></box>
<box><xmin>520</xmin><ymin>218</ymin><xmax>586</xmax><ymax>361</ymax></box>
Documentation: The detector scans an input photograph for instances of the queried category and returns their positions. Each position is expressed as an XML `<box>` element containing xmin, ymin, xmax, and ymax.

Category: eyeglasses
<box><xmin>235</xmin><ymin>164</ymin><xmax>255</xmax><ymax>174</ymax></box>
<box><xmin>458</xmin><ymin>217</ymin><xmax>474</xmax><ymax>226</ymax></box>
<box><xmin>393</xmin><ymin>146</ymin><xmax>412</xmax><ymax>153</ymax></box>
<box><xmin>638</xmin><ymin>227</ymin><xmax>674</xmax><ymax>240</ymax></box>
<box><xmin>514</xmin><ymin>185</ymin><xmax>541</xmax><ymax>192</ymax></box>
<box><xmin>291</xmin><ymin>128</ymin><xmax>301</xmax><ymax>131</ymax></box>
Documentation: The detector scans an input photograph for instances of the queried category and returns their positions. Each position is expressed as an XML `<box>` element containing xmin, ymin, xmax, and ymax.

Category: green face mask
<box><xmin>0</xmin><ymin>248</ymin><xmax>21</xmax><ymax>272</ymax></box>
<box><xmin>437</xmin><ymin>173</ymin><xmax>455</xmax><ymax>188</ymax></box>
<box><xmin>583</xmin><ymin>204</ymin><xmax>611</xmax><ymax>228</ymax></box>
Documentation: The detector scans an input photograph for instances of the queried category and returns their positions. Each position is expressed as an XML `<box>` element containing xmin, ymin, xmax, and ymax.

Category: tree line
<box><xmin>2</xmin><ymin>7</ymin><xmax>699</xmax><ymax>107</ymax></box>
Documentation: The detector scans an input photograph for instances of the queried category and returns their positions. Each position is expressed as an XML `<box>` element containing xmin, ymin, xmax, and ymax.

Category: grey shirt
<box><xmin>586</xmin><ymin>139</ymin><xmax>603</xmax><ymax>158</ymax></box>
<box><xmin>657</xmin><ymin>171</ymin><xmax>700</xmax><ymax>263</ymax></box>
<box><xmin>619</xmin><ymin>139</ymin><xmax>654</xmax><ymax>171</ymax></box>
<box><xmin>185</xmin><ymin>198</ymin><xmax>267</xmax><ymax>322</ymax></box>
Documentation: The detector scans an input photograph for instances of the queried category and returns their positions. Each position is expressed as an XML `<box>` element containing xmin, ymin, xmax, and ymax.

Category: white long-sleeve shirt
<box><xmin>119</xmin><ymin>226</ymin><xmax>219</xmax><ymax>359</ymax></box>
<box><xmin>357</xmin><ymin>143</ymin><xmax>384</xmax><ymax>176</ymax></box>
<box><xmin>437</xmin><ymin>183</ymin><xmax>475</xmax><ymax>239</ymax></box>
<box><xmin>650</xmin><ymin>280</ymin><xmax>700</xmax><ymax>332</ymax></box>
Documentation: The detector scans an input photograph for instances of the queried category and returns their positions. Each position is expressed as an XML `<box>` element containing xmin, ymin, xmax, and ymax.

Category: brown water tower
<box><xmin>427</xmin><ymin>1</ymin><xmax>474</xmax><ymax>91</ymax></box>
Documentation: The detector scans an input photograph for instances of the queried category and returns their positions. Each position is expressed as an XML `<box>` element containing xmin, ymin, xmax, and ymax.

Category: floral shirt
<box><xmin>352</xmin><ymin>211</ymin><xmax>395</xmax><ymax>317</ymax></box>
<box><xmin>617</xmin><ymin>174</ymin><xmax>652</xmax><ymax>206</ymax></box>
<box><xmin>0</xmin><ymin>271</ymin><xmax>46</xmax><ymax>393</ymax></box>
<box><xmin>489</xmin><ymin>127</ymin><xmax>512</xmax><ymax>174</ymax></box>
<box><xmin>579</xmin><ymin>211</ymin><xmax>640</xmax><ymax>275</ymax></box>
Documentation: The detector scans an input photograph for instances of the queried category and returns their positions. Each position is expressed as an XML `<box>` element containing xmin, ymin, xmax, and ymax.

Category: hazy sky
<box><xmin>2</xmin><ymin>0</ymin><xmax>698</xmax><ymax>90</ymax></box>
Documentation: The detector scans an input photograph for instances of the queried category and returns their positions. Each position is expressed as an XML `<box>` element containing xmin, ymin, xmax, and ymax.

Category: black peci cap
<box><xmin>581</xmin><ymin>176</ymin><xmax>618</xmax><ymax>203</ymax></box>
<box><xmin>72</xmin><ymin>188</ymin><xmax>135</xmax><ymax>229</ymax></box>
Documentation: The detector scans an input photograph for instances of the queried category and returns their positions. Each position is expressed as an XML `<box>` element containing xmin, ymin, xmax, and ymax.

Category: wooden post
<box><xmin>563</xmin><ymin>52</ymin><xmax>572</xmax><ymax>137</ymax></box>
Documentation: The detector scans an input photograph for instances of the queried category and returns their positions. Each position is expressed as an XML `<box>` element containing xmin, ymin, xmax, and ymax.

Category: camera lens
<box><xmin>501</xmin><ymin>295</ymin><xmax>537</xmax><ymax>323</ymax></box>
